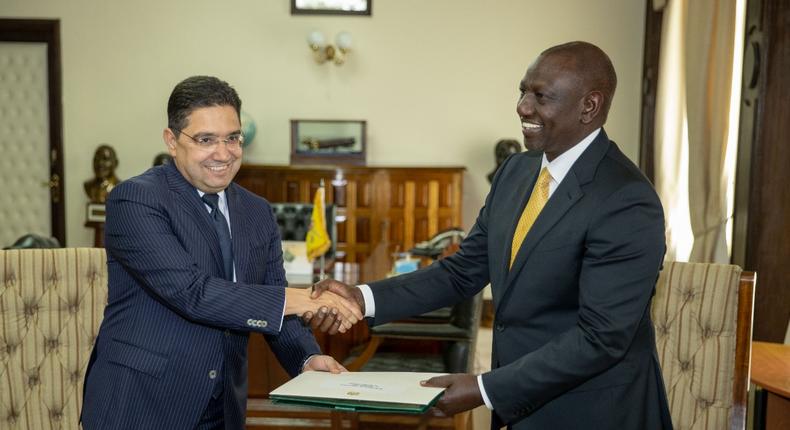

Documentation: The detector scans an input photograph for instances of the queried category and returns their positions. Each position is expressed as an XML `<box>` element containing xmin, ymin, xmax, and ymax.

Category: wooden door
<box><xmin>0</xmin><ymin>19</ymin><xmax>64</xmax><ymax>246</ymax></box>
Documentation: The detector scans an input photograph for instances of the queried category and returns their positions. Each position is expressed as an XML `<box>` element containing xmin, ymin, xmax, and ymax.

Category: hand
<box><xmin>303</xmin><ymin>306</ymin><xmax>346</xmax><ymax>335</ymax></box>
<box><xmin>285</xmin><ymin>288</ymin><xmax>362</xmax><ymax>333</ymax></box>
<box><xmin>420</xmin><ymin>374</ymin><xmax>483</xmax><ymax>416</ymax></box>
<box><xmin>303</xmin><ymin>279</ymin><xmax>366</xmax><ymax>333</ymax></box>
<box><xmin>302</xmin><ymin>354</ymin><xmax>347</xmax><ymax>374</ymax></box>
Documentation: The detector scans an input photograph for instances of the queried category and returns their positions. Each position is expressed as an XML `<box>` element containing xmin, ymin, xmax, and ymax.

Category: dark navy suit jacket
<box><xmin>81</xmin><ymin>163</ymin><xmax>319</xmax><ymax>429</ymax></box>
<box><xmin>369</xmin><ymin>130</ymin><xmax>673</xmax><ymax>429</ymax></box>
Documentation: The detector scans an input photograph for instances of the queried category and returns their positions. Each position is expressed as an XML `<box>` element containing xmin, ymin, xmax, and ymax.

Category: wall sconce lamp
<box><xmin>307</xmin><ymin>30</ymin><xmax>352</xmax><ymax>65</ymax></box>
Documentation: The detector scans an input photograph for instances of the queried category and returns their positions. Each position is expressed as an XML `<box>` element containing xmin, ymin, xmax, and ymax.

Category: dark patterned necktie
<box><xmin>202</xmin><ymin>193</ymin><xmax>234</xmax><ymax>281</ymax></box>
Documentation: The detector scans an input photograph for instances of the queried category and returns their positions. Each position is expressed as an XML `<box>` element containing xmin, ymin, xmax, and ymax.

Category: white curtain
<box><xmin>653</xmin><ymin>0</ymin><xmax>745</xmax><ymax>263</ymax></box>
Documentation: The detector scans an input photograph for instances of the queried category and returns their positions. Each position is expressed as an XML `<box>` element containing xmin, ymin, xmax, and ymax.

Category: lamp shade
<box><xmin>335</xmin><ymin>31</ymin><xmax>352</xmax><ymax>50</ymax></box>
<box><xmin>307</xmin><ymin>30</ymin><xmax>325</xmax><ymax>47</ymax></box>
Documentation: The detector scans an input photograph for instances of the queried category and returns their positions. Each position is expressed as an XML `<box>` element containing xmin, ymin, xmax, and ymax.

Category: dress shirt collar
<box><xmin>541</xmin><ymin>128</ymin><xmax>601</xmax><ymax>196</ymax></box>
<box><xmin>197</xmin><ymin>189</ymin><xmax>230</xmax><ymax>218</ymax></box>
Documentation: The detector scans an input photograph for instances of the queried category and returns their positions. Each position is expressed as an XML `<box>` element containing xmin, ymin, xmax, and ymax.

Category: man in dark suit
<box><xmin>308</xmin><ymin>42</ymin><xmax>672</xmax><ymax>429</ymax></box>
<box><xmin>81</xmin><ymin>76</ymin><xmax>362</xmax><ymax>430</ymax></box>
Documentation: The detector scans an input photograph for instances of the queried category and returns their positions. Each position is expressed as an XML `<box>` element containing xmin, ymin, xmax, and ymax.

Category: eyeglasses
<box><xmin>173</xmin><ymin>128</ymin><xmax>244</xmax><ymax>151</ymax></box>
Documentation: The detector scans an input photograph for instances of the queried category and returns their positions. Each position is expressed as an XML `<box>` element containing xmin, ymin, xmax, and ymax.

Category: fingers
<box><xmin>305</xmin><ymin>355</ymin><xmax>348</xmax><ymax>374</ymax></box>
<box><xmin>304</xmin><ymin>306</ymin><xmax>352</xmax><ymax>334</ymax></box>
<box><xmin>315</xmin><ymin>291</ymin><xmax>363</xmax><ymax>323</ymax></box>
<box><xmin>305</xmin><ymin>307</ymin><xmax>326</xmax><ymax>330</ymax></box>
<box><xmin>319</xmin><ymin>308</ymin><xmax>338</xmax><ymax>332</ymax></box>
<box><xmin>310</xmin><ymin>279</ymin><xmax>344</xmax><ymax>299</ymax></box>
<box><xmin>305</xmin><ymin>307</ymin><xmax>346</xmax><ymax>334</ymax></box>
<box><xmin>420</xmin><ymin>375</ymin><xmax>452</xmax><ymax>388</ymax></box>
<box><xmin>310</xmin><ymin>279</ymin><xmax>355</xmax><ymax>300</ymax></box>
<box><xmin>421</xmin><ymin>374</ymin><xmax>483</xmax><ymax>416</ymax></box>
<box><xmin>326</xmin><ymin>358</ymin><xmax>345</xmax><ymax>374</ymax></box>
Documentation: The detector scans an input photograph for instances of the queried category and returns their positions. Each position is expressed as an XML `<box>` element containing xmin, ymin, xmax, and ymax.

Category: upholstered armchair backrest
<box><xmin>0</xmin><ymin>248</ymin><xmax>107</xmax><ymax>429</ymax></box>
<box><xmin>652</xmin><ymin>261</ymin><xmax>755</xmax><ymax>430</ymax></box>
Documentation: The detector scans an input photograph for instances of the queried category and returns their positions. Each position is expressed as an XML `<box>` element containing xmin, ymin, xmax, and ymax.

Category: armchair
<box><xmin>651</xmin><ymin>261</ymin><xmax>755</xmax><ymax>430</ymax></box>
<box><xmin>0</xmin><ymin>248</ymin><xmax>107</xmax><ymax>429</ymax></box>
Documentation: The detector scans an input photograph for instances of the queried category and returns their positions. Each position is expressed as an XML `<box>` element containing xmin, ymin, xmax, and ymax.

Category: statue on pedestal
<box><xmin>487</xmin><ymin>139</ymin><xmax>521</xmax><ymax>183</ymax></box>
<box><xmin>83</xmin><ymin>144</ymin><xmax>120</xmax><ymax>204</ymax></box>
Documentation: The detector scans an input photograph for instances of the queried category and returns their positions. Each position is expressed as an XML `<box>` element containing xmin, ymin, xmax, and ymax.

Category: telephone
<box><xmin>409</xmin><ymin>227</ymin><xmax>466</xmax><ymax>259</ymax></box>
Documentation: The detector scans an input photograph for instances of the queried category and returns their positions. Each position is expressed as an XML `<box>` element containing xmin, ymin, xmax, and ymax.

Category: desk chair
<box><xmin>271</xmin><ymin>203</ymin><xmax>337</xmax><ymax>259</ymax></box>
<box><xmin>0</xmin><ymin>248</ymin><xmax>107</xmax><ymax>429</ymax></box>
<box><xmin>652</xmin><ymin>261</ymin><xmax>755</xmax><ymax>430</ymax></box>
<box><xmin>344</xmin><ymin>293</ymin><xmax>483</xmax><ymax>374</ymax></box>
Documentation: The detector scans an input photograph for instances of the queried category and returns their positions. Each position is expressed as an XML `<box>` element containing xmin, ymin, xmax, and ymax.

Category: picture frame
<box><xmin>290</xmin><ymin>119</ymin><xmax>366</xmax><ymax>165</ymax></box>
<box><xmin>291</xmin><ymin>0</ymin><xmax>372</xmax><ymax>16</ymax></box>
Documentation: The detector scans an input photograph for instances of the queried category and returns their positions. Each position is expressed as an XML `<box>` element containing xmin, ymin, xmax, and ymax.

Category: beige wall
<box><xmin>1</xmin><ymin>0</ymin><xmax>646</xmax><ymax>246</ymax></box>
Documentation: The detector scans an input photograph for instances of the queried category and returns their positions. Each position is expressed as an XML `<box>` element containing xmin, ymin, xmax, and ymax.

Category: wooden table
<box><xmin>751</xmin><ymin>341</ymin><xmax>790</xmax><ymax>429</ymax></box>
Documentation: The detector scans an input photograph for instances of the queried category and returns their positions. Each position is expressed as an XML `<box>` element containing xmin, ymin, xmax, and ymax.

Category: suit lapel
<box><xmin>227</xmin><ymin>184</ymin><xmax>249</xmax><ymax>283</ymax></box>
<box><xmin>164</xmin><ymin>163</ymin><xmax>225</xmax><ymax>275</ymax></box>
<box><xmin>499</xmin><ymin>158</ymin><xmax>542</xmax><ymax>285</ymax></box>
<box><xmin>504</xmin><ymin>172</ymin><xmax>584</xmax><ymax>287</ymax></box>
<box><xmin>501</xmin><ymin>130</ymin><xmax>612</xmax><ymax>296</ymax></box>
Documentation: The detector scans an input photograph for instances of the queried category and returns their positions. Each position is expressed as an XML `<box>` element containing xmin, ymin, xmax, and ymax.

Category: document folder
<box><xmin>269</xmin><ymin>371</ymin><xmax>446</xmax><ymax>414</ymax></box>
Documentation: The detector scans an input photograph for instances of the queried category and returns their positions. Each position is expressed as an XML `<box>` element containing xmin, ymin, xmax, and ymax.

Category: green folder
<box><xmin>270</xmin><ymin>392</ymin><xmax>442</xmax><ymax>414</ymax></box>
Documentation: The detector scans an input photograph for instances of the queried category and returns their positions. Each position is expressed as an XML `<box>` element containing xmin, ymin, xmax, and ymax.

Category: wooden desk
<box><xmin>246</xmin><ymin>398</ymin><xmax>461</xmax><ymax>430</ymax></box>
<box><xmin>751</xmin><ymin>341</ymin><xmax>790</xmax><ymax>429</ymax></box>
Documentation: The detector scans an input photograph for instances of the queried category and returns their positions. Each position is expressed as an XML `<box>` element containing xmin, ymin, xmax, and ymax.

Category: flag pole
<box><xmin>319</xmin><ymin>178</ymin><xmax>326</xmax><ymax>281</ymax></box>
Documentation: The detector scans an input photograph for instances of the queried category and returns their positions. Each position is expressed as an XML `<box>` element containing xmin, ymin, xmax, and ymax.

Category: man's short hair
<box><xmin>542</xmin><ymin>41</ymin><xmax>617</xmax><ymax>120</ymax></box>
<box><xmin>167</xmin><ymin>76</ymin><xmax>242</xmax><ymax>134</ymax></box>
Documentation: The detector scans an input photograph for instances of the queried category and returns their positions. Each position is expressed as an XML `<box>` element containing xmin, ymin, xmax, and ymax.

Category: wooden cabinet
<box><xmin>235</xmin><ymin>165</ymin><xmax>465</xmax><ymax>265</ymax></box>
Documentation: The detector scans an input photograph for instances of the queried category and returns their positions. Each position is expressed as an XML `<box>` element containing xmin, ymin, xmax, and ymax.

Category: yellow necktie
<box><xmin>510</xmin><ymin>167</ymin><xmax>551</xmax><ymax>268</ymax></box>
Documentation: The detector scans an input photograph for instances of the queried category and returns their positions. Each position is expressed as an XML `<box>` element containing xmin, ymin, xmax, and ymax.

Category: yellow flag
<box><xmin>306</xmin><ymin>186</ymin><xmax>331</xmax><ymax>261</ymax></box>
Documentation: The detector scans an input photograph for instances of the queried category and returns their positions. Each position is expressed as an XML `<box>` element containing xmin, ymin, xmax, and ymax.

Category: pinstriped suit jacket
<box><xmin>81</xmin><ymin>162</ymin><xmax>319</xmax><ymax>430</ymax></box>
<box><xmin>368</xmin><ymin>130</ymin><xmax>672</xmax><ymax>429</ymax></box>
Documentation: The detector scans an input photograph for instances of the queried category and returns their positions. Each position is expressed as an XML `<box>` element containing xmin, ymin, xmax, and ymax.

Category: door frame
<box><xmin>0</xmin><ymin>19</ymin><xmax>65</xmax><ymax>244</ymax></box>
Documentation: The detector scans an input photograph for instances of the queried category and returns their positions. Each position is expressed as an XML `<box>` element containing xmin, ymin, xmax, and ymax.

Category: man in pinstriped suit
<box><xmin>81</xmin><ymin>76</ymin><xmax>362</xmax><ymax>430</ymax></box>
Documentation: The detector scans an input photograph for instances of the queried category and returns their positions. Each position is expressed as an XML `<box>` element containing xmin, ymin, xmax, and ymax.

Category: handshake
<box><xmin>285</xmin><ymin>279</ymin><xmax>365</xmax><ymax>334</ymax></box>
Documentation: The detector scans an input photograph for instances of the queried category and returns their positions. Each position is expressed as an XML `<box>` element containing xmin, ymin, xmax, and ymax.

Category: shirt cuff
<box><xmin>477</xmin><ymin>375</ymin><xmax>493</xmax><ymax>410</ymax></box>
<box><xmin>301</xmin><ymin>354</ymin><xmax>318</xmax><ymax>373</ymax></box>
<box><xmin>279</xmin><ymin>290</ymin><xmax>286</xmax><ymax>330</ymax></box>
<box><xmin>357</xmin><ymin>284</ymin><xmax>376</xmax><ymax>318</ymax></box>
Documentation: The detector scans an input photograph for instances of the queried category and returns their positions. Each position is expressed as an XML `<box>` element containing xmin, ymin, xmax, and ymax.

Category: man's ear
<box><xmin>163</xmin><ymin>128</ymin><xmax>178</xmax><ymax>157</ymax></box>
<box><xmin>580</xmin><ymin>91</ymin><xmax>603</xmax><ymax>124</ymax></box>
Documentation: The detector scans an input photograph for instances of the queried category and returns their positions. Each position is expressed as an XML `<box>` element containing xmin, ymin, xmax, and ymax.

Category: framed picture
<box><xmin>290</xmin><ymin>119</ymin><xmax>366</xmax><ymax>165</ymax></box>
<box><xmin>291</xmin><ymin>0</ymin><xmax>372</xmax><ymax>16</ymax></box>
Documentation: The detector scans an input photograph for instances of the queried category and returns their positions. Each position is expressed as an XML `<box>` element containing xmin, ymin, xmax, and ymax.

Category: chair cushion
<box><xmin>0</xmin><ymin>248</ymin><xmax>107</xmax><ymax>429</ymax></box>
<box><xmin>651</xmin><ymin>261</ymin><xmax>741</xmax><ymax>430</ymax></box>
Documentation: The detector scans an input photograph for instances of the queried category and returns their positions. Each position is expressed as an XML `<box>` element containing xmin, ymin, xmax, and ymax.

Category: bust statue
<box><xmin>84</xmin><ymin>144</ymin><xmax>120</xmax><ymax>204</ymax></box>
<box><xmin>487</xmin><ymin>139</ymin><xmax>521</xmax><ymax>183</ymax></box>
